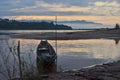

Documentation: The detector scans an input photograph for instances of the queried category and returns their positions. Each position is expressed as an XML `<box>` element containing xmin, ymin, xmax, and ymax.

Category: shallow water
<box><xmin>1</xmin><ymin>38</ymin><xmax>120</xmax><ymax>70</ymax></box>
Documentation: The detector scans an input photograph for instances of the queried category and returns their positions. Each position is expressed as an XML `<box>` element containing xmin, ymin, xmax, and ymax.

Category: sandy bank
<box><xmin>7</xmin><ymin>29</ymin><xmax>120</xmax><ymax>40</ymax></box>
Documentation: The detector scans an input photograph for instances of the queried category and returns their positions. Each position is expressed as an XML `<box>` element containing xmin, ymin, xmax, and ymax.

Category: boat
<box><xmin>37</xmin><ymin>40</ymin><xmax>57</xmax><ymax>63</ymax></box>
<box><xmin>37</xmin><ymin>40</ymin><xmax>57</xmax><ymax>73</ymax></box>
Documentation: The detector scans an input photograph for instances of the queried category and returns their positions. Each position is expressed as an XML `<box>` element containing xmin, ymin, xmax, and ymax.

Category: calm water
<box><xmin>0</xmin><ymin>38</ymin><xmax>120</xmax><ymax>70</ymax></box>
<box><xmin>0</xmin><ymin>30</ymin><xmax>120</xmax><ymax>79</ymax></box>
<box><xmin>60</xmin><ymin>23</ymin><xmax>114</xmax><ymax>29</ymax></box>
<box><xmin>0</xmin><ymin>30</ymin><xmax>89</xmax><ymax>34</ymax></box>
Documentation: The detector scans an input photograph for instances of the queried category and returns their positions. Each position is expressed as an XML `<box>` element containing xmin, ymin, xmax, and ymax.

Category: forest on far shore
<box><xmin>0</xmin><ymin>18</ymin><xmax>72</xmax><ymax>30</ymax></box>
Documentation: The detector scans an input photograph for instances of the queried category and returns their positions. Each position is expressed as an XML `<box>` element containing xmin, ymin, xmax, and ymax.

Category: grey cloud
<box><xmin>0</xmin><ymin>0</ymin><xmax>36</xmax><ymax>10</ymax></box>
<box><xmin>0</xmin><ymin>0</ymin><xmax>120</xmax><ymax>17</ymax></box>
<box><xmin>43</xmin><ymin>0</ymin><xmax>97</xmax><ymax>7</ymax></box>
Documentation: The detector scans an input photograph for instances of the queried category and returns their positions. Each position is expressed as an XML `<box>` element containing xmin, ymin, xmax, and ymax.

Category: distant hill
<box><xmin>0</xmin><ymin>18</ymin><xmax>72</xmax><ymax>30</ymax></box>
<box><xmin>18</xmin><ymin>20</ymin><xmax>52</xmax><ymax>23</ymax></box>
<box><xmin>19</xmin><ymin>20</ymin><xmax>103</xmax><ymax>25</ymax></box>
<box><xmin>59</xmin><ymin>20</ymin><xmax>103</xmax><ymax>25</ymax></box>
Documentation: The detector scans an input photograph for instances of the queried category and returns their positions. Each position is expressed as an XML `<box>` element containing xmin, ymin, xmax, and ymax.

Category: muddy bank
<box><xmin>43</xmin><ymin>60</ymin><xmax>120</xmax><ymax>80</ymax></box>
<box><xmin>7</xmin><ymin>29</ymin><xmax>120</xmax><ymax>40</ymax></box>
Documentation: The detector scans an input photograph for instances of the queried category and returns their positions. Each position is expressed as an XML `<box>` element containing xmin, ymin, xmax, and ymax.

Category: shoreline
<box><xmin>0</xmin><ymin>29</ymin><xmax>119</xmax><ymax>40</ymax></box>
<box><xmin>43</xmin><ymin>60</ymin><xmax>120</xmax><ymax>80</ymax></box>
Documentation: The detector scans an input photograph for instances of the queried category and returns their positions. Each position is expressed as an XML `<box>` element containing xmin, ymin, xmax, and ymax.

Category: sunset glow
<box><xmin>4</xmin><ymin>15</ymin><xmax>120</xmax><ymax>25</ymax></box>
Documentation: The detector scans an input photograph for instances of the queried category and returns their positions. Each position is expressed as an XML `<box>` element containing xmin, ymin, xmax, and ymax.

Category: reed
<box><xmin>0</xmin><ymin>40</ymin><xmax>41</xmax><ymax>80</ymax></box>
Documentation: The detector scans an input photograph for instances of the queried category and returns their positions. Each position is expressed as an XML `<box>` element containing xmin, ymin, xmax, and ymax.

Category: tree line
<box><xmin>0</xmin><ymin>18</ymin><xmax>72</xmax><ymax>30</ymax></box>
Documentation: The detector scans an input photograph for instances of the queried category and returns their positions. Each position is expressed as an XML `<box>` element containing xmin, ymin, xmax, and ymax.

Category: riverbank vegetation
<box><xmin>0</xmin><ymin>40</ymin><xmax>41</xmax><ymax>80</ymax></box>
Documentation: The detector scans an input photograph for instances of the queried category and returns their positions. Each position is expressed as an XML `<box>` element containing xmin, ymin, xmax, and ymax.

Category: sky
<box><xmin>0</xmin><ymin>0</ymin><xmax>120</xmax><ymax>25</ymax></box>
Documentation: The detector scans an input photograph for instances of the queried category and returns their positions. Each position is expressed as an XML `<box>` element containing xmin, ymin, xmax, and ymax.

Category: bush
<box><xmin>115</xmin><ymin>24</ymin><xmax>120</xmax><ymax>29</ymax></box>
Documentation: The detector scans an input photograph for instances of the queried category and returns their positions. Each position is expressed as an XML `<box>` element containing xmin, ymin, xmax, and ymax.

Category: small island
<box><xmin>0</xmin><ymin>18</ymin><xmax>72</xmax><ymax>30</ymax></box>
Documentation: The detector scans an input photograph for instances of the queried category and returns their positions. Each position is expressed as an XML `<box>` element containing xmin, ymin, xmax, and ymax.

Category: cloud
<box><xmin>45</xmin><ymin>1</ymin><xmax>120</xmax><ymax>16</ymax></box>
<box><xmin>0</xmin><ymin>0</ymin><xmax>120</xmax><ymax>17</ymax></box>
<box><xmin>89</xmin><ymin>1</ymin><xmax>120</xmax><ymax>16</ymax></box>
<box><xmin>9</xmin><ymin>1</ymin><xmax>91</xmax><ymax>16</ymax></box>
<box><xmin>93</xmin><ymin>1</ymin><xmax>119</xmax><ymax>7</ymax></box>
<box><xmin>9</xmin><ymin>1</ymin><xmax>65</xmax><ymax>15</ymax></box>
<box><xmin>0</xmin><ymin>0</ymin><xmax>37</xmax><ymax>10</ymax></box>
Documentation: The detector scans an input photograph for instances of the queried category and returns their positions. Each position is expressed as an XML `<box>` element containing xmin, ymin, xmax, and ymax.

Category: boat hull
<box><xmin>36</xmin><ymin>40</ymin><xmax>57</xmax><ymax>74</ymax></box>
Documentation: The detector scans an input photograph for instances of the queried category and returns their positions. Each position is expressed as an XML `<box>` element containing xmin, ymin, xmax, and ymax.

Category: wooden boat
<box><xmin>37</xmin><ymin>40</ymin><xmax>57</xmax><ymax>73</ymax></box>
<box><xmin>37</xmin><ymin>40</ymin><xmax>57</xmax><ymax>63</ymax></box>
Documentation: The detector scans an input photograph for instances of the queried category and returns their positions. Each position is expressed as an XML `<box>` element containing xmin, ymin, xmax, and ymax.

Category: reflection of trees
<box><xmin>114</xmin><ymin>39</ymin><xmax>120</xmax><ymax>45</ymax></box>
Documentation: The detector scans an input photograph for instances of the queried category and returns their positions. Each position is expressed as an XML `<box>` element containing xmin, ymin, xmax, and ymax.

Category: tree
<box><xmin>115</xmin><ymin>23</ymin><xmax>120</xmax><ymax>29</ymax></box>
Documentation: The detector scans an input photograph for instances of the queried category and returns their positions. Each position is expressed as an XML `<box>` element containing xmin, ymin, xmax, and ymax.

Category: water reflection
<box><xmin>37</xmin><ymin>59</ymin><xmax>57</xmax><ymax>74</ymax></box>
<box><xmin>0</xmin><ymin>38</ymin><xmax>120</xmax><ymax>72</ymax></box>
<box><xmin>114</xmin><ymin>39</ymin><xmax>120</xmax><ymax>45</ymax></box>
